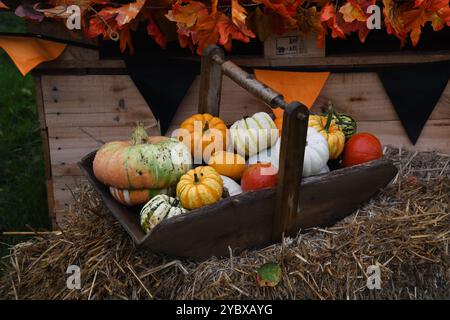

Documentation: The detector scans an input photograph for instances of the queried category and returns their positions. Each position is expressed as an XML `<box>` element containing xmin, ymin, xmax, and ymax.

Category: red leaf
<box><xmin>146</xmin><ymin>15</ymin><xmax>167</xmax><ymax>49</ymax></box>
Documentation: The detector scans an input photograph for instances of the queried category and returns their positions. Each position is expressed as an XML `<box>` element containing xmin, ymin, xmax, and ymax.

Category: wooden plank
<box><xmin>42</xmin><ymin>75</ymin><xmax>151</xmax><ymax>114</ymax></box>
<box><xmin>231</xmin><ymin>51</ymin><xmax>450</xmax><ymax>68</ymax></box>
<box><xmin>310</xmin><ymin>73</ymin><xmax>450</xmax><ymax>121</ymax></box>
<box><xmin>34</xmin><ymin>75</ymin><xmax>58</xmax><ymax>228</ymax></box>
<box><xmin>34</xmin><ymin>47</ymin><xmax>449</xmax><ymax>71</ymax></box>
<box><xmin>41</xmin><ymin>75</ymin><xmax>159</xmax><ymax>128</ymax></box>
<box><xmin>358</xmin><ymin>119</ymin><xmax>450</xmax><ymax>153</ymax></box>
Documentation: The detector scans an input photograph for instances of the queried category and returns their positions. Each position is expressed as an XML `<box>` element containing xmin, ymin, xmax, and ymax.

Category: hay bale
<box><xmin>0</xmin><ymin>147</ymin><xmax>449</xmax><ymax>299</ymax></box>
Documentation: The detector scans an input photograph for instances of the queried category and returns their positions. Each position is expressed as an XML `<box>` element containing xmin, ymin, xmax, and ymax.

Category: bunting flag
<box><xmin>123</xmin><ymin>53</ymin><xmax>199</xmax><ymax>135</ymax></box>
<box><xmin>0</xmin><ymin>1</ymin><xmax>8</xmax><ymax>9</ymax></box>
<box><xmin>254</xmin><ymin>69</ymin><xmax>330</xmax><ymax>118</ymax></box>
<box><xmin>0</xmin><ymin>36</ymin><xmax>66</xmax><ymax>75</ymax></box>
<box><xmin>377</xmin><ymin>61</ymin><xmax>450</xmax><ymax>145</ymax></box>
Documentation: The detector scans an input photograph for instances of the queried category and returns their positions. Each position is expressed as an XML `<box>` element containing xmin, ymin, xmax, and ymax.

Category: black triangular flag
<box><xmin>124</xmin><ymin>54</ymin><xmax>199</xmax><ymax>135</ymax></box>
<box><xmin>377</xmin><ymin>61</ymin><xmax>450</xmax><ymax>145</ymax></box>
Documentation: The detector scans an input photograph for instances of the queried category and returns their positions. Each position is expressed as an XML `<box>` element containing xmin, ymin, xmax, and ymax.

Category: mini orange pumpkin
<box><xmin>208</xmin><ymin>150</ymin><xmax>246</xmax><ymax>180</ymax></box>
<box><xmin>178</xmin><ymin>113</ymin><xmax>227</xmax><ymax>161</ymax></box>
<box><xmin>176</xmin><ymin>166</ymin><xmax>223</xmax><ymax>210</ymax></box>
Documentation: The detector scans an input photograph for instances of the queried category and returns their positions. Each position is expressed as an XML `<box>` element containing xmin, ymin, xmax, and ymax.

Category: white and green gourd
<box><xmin>228</xmin><ymin>112</ymin><xmax>279</xmax><ymax>157</ymax></box>
<box><xmin>140</xmin><ymin>194</ymin><xmax>187</xmax><ymax>233</ymax></box>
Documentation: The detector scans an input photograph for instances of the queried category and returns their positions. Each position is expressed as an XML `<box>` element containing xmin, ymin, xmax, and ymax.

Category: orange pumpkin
<box><xmin>176</xmin><ymin>166</ymin><xmax>223</xmax><ymax>210</ymax></box>
<box><xmin>93</xmin><ymin>124</ymin><xmax>192</xmax><ymax>206</ymax></box>
<box><xmin>93</xmin><ymin>125</ymin><xmax>192</xmax><ymax>190</ymax></box>
<box><xmin>208</xmin><ymin>150</ymin><xmax>246</xmax><ymax>180</ymax></box>
<box><xmin>178</xmin><ymin>113</ymin><xmax>227</xmax><ymax>161</ymax></box>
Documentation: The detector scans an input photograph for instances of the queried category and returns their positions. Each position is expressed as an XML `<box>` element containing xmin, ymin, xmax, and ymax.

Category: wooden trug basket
<box><xmin>79</xmin><ymin>46</ymin><xmax>398</xmax><ymax>259</ymax></box>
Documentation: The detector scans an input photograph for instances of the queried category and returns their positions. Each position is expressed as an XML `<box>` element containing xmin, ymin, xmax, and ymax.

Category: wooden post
<box><xmin>198</xmin><ymin>46</ymin><xmax>224</xmax><ymax>116</ymax></box>
<box><xmin>272</xmin><ymin>102</ymin><xmax>309</xmax><ymax>241</ymax></box>
<box><xmin>34</xmin><ymin>76</ymin><xmax>57</xmax><ymax>229</ymax></box>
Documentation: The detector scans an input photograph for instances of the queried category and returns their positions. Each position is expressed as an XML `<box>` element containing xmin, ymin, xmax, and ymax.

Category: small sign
<box><xmin>275</xmin><ymin>36</ymin><xmax>305</xmax><ymax>56</ymax></box>
<box><xmin>264</xmin><ymin>32</ymin><xmax>325</xmax><ymax>59</ymax></box>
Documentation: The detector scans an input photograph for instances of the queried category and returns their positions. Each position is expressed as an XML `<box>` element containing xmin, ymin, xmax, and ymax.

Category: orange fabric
<box><xmin>254</xmin><ymin>69</ymin><xmax>330</xmax><ymax>118</ymax></box>
<box><xmin>0</xmin><ymin>36</ymin><xmax>66</xmax><ymax>75</ymax></box>
<box><xmin>0</xmin><ymin>1</ymin><xmax>8</xmax><ymax>9</ymax></box>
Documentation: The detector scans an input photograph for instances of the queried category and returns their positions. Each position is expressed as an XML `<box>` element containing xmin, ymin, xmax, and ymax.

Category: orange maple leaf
<box><xmin>321</xmin><ymin>3</ymin><xmax>346</xmax><ymax>39</ymax></box>
<box><xmin>141</xmin><ymin>9</ymin><xmax>167</xmax><ymax>49</ymax></box>
<box><xmin>339</xmin><ymin>1</ymin><xmax>367</xmax><ymax>23</ymax></box>
<box><xmin>193</xmin><ymin>11</ymin><xmax>223</xmax><ymax>55</ymax></box>
<box><xmin>231</xmin><ymin>0</ymin><xmax>256</xmax><ymax>38</ymax></box>
<box><xmin>166</xmin><ymin>0</ymin><xmax>208</xmax><ymax>28</ymax></box>
<box><xmin>255</xmin><ymin>0</ymin><xmax>300</xmax><ymax>32</ymax></box>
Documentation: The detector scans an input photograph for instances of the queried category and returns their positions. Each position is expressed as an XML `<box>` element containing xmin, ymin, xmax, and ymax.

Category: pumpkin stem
<box><xmin>132</xmin><ymin>122</ymin><xmax>149</xmax><ymax>145</ymax></box>
<box><xmin>203</xmin><ymin>121</ymin><xmax>209</xmax><ymax>132</ymax></box>
<box><xmin>324</xmin><ymin>101</ymin><xmax>334</xmax><ymax>132</ymax></box>
<box><xmin>193</xmin><ymin>173</ymin><xmax>200</xmax><ymax>183</ymax></box>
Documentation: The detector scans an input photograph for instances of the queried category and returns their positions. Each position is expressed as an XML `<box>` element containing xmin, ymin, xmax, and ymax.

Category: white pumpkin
<box><xmin>140</xmin><ymin>194</ymin><xmax>187</xmax><ymax>233</ymax></box>
<box><xmin>301</xmin><ymin>127</ymin><xmax>330</xmax><ymax>177</ymax></box>
<box><xmin>221</xmin><ymin>175</ymin><xmax>243</xmax><ymax>197</ymax></box>
<box><xmin>246</xmin><ymin>128</ymin><xmax>329</xmax><ymax>177</ymax></box>
<box><xmin>229</xmin><ymin>112</ymin><xmax>279</xmax><ymax>157</ymax></box>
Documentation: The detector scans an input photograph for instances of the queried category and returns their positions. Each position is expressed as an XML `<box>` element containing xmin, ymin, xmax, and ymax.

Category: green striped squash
<box><xmin>140</xmin><ymin>194</ymin><xmax>187</xmax><ymax>233</ymax></box>
<box><xmin>329</xmin><ymin>113</ymin><xmax>357</xmax><ymax>140</ymax></box>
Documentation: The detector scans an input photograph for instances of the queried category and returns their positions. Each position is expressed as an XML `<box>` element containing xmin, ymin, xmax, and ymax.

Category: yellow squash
<box><xmin>176</xmin><ymin>166</ymin><xmax>223</xmax><ymax>210</ymax></box>
<box><xmin>308</xmin><ymin>114</ymin><xmax>345</xmax><ymax>159</ymax></box>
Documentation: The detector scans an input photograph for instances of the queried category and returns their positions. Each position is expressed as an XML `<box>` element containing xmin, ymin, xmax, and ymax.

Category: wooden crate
<box><xmin>33</xmin><ymin>45</ymin><xmax>450</xmax><ymax>227</ymax></box>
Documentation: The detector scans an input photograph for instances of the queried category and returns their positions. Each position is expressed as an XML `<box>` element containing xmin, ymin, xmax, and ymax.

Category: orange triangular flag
<box><xmin>0</xmin><ymin>36</ymin><xmax>66</xmax><ymax>76</ymax></box>
<box><xmin>0</xmin><ymin>1</ymin><xmax>8</xmax><ymax>9</ymax></box>
<box><xmin>255</xmin><ymin>69</ymin><xmax>329</xmax><ymax>118</ymax></box>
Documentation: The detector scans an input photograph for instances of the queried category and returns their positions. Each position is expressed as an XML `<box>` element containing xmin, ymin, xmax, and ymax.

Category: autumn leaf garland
<box><xmin>28</xmin><ymin>0</ymin><xmax>450</xmax><ymax>54</ymax></box>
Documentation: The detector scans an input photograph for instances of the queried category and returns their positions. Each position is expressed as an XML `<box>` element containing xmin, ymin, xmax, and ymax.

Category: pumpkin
<box><xmin>302</xmin><ymin>127</ymin><xmax>330</xmax><ymax>177</ymax></box>
<box><xmin>247</xmin><ymin>128</ymin><xmax>329</xmax><ymax>178</ymax></box>
<box><xmin>229</xmin><ymin>112</ymin><xmax>279</xmax><ymax>157</ymax></box>
<box><xmin>176</xmin><ymin>166</ymin><xmax>223</xmax><ymax>210</ymax></box>
<box><xmin>140</xmin><ymin>195</ymin><xmax>187</xmax><ymax>233</ymax></box>
<box><xmin>241</xmin><ymin>163</ymin><xmax>278</xmax><ymax>192</ymax></box>
<box><xmin>93</xmin><ymin>124</ymin><xmax>192</xmax><ymax>191</ymax></box>
<box><xmin>110</xmin><ymin>186</ymin><xmax>174</xmax><ymax>206</ymax></box>
<box><xmin>308</xmin><ymin>113</ymin><xmax>345</xmax><ymax>160</ymax></box>
<box><xmin>178</xmin><ymin>113</ymin><xmax>227</xmax><ymax>162</ymax></box>
<box><xmin>208</xmin><ymin>150</ymin><xmax>246</xmax><ymax>180</ymax></box>
<box><xmin>221</xmin><ymin>175</ymin><xmax>243</xmax><ymax>197</ymax></box>
<box><xmin>342</xmin><ymin>132</ymin><xmax>383</xmax><ymax>167</ymax></box>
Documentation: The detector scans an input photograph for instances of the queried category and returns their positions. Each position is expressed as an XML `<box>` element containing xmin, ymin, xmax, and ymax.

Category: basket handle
<box><xmin>198</xmin><ymin>45</ymin><xmax>309</xmax><ymax>241</ymax></box>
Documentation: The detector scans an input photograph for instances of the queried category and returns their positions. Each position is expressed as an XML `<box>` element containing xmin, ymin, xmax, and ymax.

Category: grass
<box><xmin>0</xmin><ymin>12</ymin><xmax>50</xmax><ymax>269</ymax></box>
